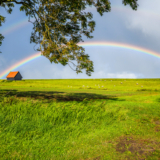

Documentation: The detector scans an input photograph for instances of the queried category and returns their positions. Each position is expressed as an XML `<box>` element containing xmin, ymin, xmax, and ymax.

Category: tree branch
<box><xmin>1</xmin><ymin>0</ymin><xmax>29</xmax><ymax>6</ymax></box>
<box><xmin>68</xmin><ymin>62</ymin><xmax>76</xmax><ymax>71</ymax></box>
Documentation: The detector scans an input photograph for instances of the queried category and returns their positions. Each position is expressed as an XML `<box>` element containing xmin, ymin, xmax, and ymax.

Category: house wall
<box><xmin>7</xmin><ymin>78</ymin><xmax>15</xmax><ymax>80</ymax></box>
<box><xmin>15</xmin><ymin>72</ymin><xmax>22</xmax><ymax>80</ymax></box>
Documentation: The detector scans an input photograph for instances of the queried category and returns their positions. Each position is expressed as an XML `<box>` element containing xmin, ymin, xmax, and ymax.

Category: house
<box><xmin>6</xmin><ymin>71</ymin><xmax>23</xmax><ymax>80</ymax></box>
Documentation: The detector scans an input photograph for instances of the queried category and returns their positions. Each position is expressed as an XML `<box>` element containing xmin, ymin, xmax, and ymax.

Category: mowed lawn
<box><xmin>0</xmin><ymin>79</ymin><xmax>160</xmax><ymax>160</ymax></box>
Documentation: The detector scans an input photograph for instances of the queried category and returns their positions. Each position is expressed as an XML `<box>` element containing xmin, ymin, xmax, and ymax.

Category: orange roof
<box><xmin>6</xmin><ymin>71</ymin><xmax>19</xmax><ymax>78</ymax></box>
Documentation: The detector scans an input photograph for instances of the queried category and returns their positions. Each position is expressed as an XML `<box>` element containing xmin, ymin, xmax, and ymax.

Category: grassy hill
<box><xmin>0</xmin><ymin>79</ymin><xmax>160</xmax><ymax>159</ymax></box>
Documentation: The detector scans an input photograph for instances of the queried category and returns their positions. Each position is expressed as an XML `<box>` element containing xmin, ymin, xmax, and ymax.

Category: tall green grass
<box><xmin>0</xmin><ymin>79</ymin><xmax>160</xmax><ymax>159</ymax></box>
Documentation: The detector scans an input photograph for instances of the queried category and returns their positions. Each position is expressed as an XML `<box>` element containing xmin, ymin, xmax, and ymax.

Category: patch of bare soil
<box><xmin>154</xmin><ymin>120</ymin><xmax>160</xmax><ymax>132</ymax></box>
<box><xmin>84</xmin><ymin>155</ymin><xmax>101</xmax><ymax>160</ymax></box>
<box><xmin>92</xmin><ymin>156</ymin><xmax>101</xmax><ymax>160</ymax></box>
<box><xmin>115</xmin><ymin>135</ymin><xmax>160</xmax><ymax>160</ymax></box>
<box><xmin>154</xmin><ymin>120</ymin><xmax>160</xmax><ymax>125</ymax></box>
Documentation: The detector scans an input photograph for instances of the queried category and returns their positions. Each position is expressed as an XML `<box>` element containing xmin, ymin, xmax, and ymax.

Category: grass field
<box><xmin>0</xmin><ymin>79</ymin><xmax>160</xmax><ymax>160</ymax></box>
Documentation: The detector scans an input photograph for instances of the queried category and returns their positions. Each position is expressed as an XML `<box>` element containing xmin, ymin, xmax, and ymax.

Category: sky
<box><xmin>0</xmin><ymin>0</ymin><xmax>160</xmax><ymax>79</ymax></box>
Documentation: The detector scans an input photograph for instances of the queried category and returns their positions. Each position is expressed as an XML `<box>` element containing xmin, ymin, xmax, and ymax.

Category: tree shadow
<box><xmin>1</xmin><ymin>80</ymin><xmax>26</xmax><ymax>82</ymax></box>
<box><xmin>156</xmin><ymin>98</ymin><xmax>160</xmax><ymax>103</ymax></box>
<box><xmin>0</xmin><ymin>89</ymin><xmax>17</xmax><ymax>97</ymax></box>
<box><xmin>137</xmin><ymin>89</ymin><xmax>152</xmax><ymax>91</ymax></box>
<box><xmin>0</xmin><ymin>89</ymin><xmax>124</xmax><ymax>102</ymax></box>
<box><xmin>1</xmin><ymin>80</ymin><xmax>13</xmax><ymax>83</ymax></box>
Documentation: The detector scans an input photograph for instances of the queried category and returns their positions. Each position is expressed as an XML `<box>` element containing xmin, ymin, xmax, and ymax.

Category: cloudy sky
<box><xmin>0</xmin><ymin>0</ymin><xmax>160</xmax><ymax>79</ymax></box>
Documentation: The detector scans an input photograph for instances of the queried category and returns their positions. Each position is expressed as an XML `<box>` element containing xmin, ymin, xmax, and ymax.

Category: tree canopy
<box><xmin>0</xmin><ymin>0</ymin><xmax>138</xmax><ymax>76</ymax></box>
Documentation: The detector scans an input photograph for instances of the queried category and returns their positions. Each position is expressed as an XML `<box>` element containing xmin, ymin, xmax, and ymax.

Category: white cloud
<box><xmin>21</xmin><ymin>61</ymin><xmax>140</xmax><ymax>79</ymax></box>
<box><xmin>124</xmin><ymin>1</ymin><xmax>160</xmax><ymax>39</ymax></box>
<box><xmin>92</xmin><ymin>71</ymin><xmax>139</xmax><ymax>78</ymax></box>
<box><xmin>125</xmin><ymin>13</ymin><xmax>160</xmax><ymax>39</ymax></box>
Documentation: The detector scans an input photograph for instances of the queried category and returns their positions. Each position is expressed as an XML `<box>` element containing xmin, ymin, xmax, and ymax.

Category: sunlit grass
<box><xmin>0</xmin><ymin>79</ymin><xmax>160</xmax><ymax>159</ymax></box>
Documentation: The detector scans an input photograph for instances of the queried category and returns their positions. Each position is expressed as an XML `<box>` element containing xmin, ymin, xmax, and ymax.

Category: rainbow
<box><xmin>0</xmin><ymin>52</ymin><xmax>41</xmax><ymax>79</ymax></box>
<box><xmin>0</xmin><ymin>41</ymin><xmax>160</xmax><ymax>79</ymax></box>
<box><xmin>78</xmin><ymin>42</ymin><xmax>160</xmax><ymax>59</ymax></box>
<box><xmin>0</xmin><ymin>18</ymin><xmax>30</xmax><ymax>35</ymax></box>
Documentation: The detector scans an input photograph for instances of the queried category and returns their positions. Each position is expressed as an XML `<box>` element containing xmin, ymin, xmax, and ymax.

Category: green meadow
<box><xmin>0</xmin><ymin>79</ymin><xmax>160</xmax><ymax>160</ymax></box>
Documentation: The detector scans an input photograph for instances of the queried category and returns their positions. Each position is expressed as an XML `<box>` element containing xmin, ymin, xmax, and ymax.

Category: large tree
<box><xmin>0</xmin><ymin>0</ymin><xmax>138</xmax><ymax>76</ymax></box>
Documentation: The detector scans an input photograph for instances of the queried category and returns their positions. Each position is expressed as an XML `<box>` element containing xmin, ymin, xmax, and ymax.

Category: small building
<box><xmin>6</xmin><ymin>71</ymin><xmax>23</xmax><ymax>80</ymax></box>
